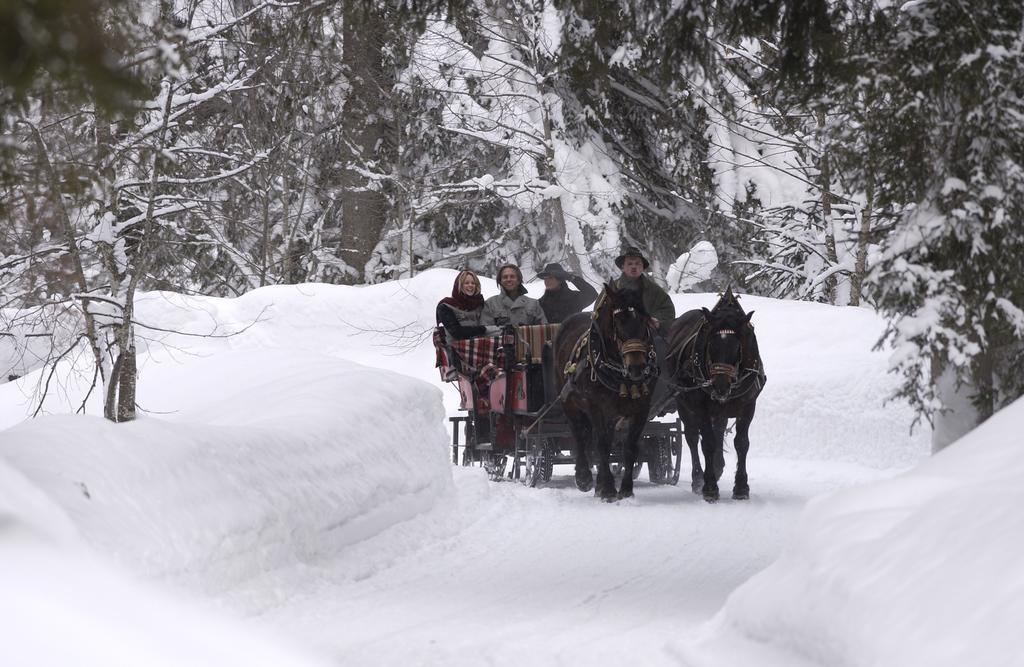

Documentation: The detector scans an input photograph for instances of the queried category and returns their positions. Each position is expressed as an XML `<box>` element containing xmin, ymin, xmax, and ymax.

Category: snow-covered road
<box><xmin>3</xmin><ymin>273</ymin><xmax>942</xmax><ymax>666</ymax></box>
<box><xmin>238</xmin><ymin>454</ymin><xmax>896</xmax><ymax>666</ymax></box>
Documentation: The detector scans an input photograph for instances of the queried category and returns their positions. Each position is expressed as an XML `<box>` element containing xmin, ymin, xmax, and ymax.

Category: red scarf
<box><xmin>440</xmin><ymin>271</ymin><xmax>484</xmax><ymax>311</ymax></box>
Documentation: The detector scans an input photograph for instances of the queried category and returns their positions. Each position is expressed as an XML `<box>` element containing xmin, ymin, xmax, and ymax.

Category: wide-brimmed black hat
<box><xmin>536</xmin><ymin>262</ymin><xmax>572</xmax><ymax>281</ymax></box>
<box><xmin>614</xmin><ymin>246</ymin><xmax>650</xmax><ymax>270</ymax></box>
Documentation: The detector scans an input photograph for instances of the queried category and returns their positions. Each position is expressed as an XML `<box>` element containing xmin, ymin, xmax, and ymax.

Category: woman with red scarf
<box><xmin>436</xmin><ymin>270</ymin><xmax>501</xmax><ymax>340</ymax></box>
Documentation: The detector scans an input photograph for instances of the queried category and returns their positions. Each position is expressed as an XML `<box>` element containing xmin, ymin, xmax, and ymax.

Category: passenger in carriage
<box><xmin>436</xmin><ymin>270</ymin><xmax>502</xmax><ymax>340</ymax></box>
<box><xmin>482</xmin><ymin>263</ymin><xmax>547</xmax><ymax>327</ymax></box>
<box><xmin>536</xmin><ymin>262</ymin><xmax>598</xmax><ymax>324</ymax></box>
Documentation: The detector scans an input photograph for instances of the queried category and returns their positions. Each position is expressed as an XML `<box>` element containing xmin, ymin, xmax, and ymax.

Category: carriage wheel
<box><xmin>669</xmin><ymin>426</ymin><xmax>682</xmax><ymax>486</ymax></box>
<box><xmin>461</xmin><ymin>418</ymin><xmax>477</xmax><ymax>466</ymax></box>
<box><xmin>522</xmin><ymin>450</ymin><xmax>541</xmax><ymax>488</ymax></box>
<box><xmin>647</xmin><ymin>436</ymin><xmax>674</xmax><ymax>485</ymax></box>
<box><xmin>540</xmin><ymin>439</ymin><xmax>555</xmax><ymax>482</ymax></box>
<box><xmin>483</xmin><ymin>453</ymin><xmax>508</xmax><ymax>481</ymax></box>
<box><xmin>521</xmin><ymin>437</ymin><xmax>552</xmax><ymax>488</ymax></box>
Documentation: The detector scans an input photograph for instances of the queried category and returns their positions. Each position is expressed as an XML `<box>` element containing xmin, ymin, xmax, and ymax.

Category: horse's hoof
<box><xmin>617</xmin><ymin>489</ymin><xmax>634</xmax><ymax>500</ymax></box>
<box><xmin>733</xmin><ymin>487</ymin><xmax>750</xmax><ymax>500</ymax></box>
<box><xmin>575</xmin><ymin>470</ymin><xmax>594</xmax><ymax>493</ymax></box>
<box><xmin>703</xmin><ymin>494</ymin><xmax>718</xmax><ymax>504</ymax></box>
<box><xmin>691</xmin><ymin>482</ymin><xmax>703</xmax><ymax>495</ymax></box>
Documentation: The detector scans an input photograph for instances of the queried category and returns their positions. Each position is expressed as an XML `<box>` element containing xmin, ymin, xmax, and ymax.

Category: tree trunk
<box><xmin>104</xmin><ymin>352</ymin><xmax>122</xmax><ymax>420</ymax></box>
<box><xmin>110</xmin><ymin>76</ymin><xmax>175</xmax><ymax>422</ymax></box>
<box><xmin>541</xmin><ymin>103</ymin><xmax>581</xmax><ymax>275</ymax></box>
<box><xmin>260</xmin><ymin>167</ymin><xmax>271</xmax><ymax>287</ymax></box>
<box><xmin>849</xmin><ymin>179</ymin><xmax>874</xmax><ymax>306</ymax></box>
<box><xmin>817</xmin><ymin>108</ymin><xmax>839</xmax><ymax>304</ymax></box>
<box><xmin>931</xmin><ymin>360</ymin><xmax>982</xmax><ymax>453</ymax></box>
<box><xmin>338</xmin><ymin>2</ymin><xmax>389</xmax><ymax>283</ymax></box>
<box><xmin>115</xmin><ymin>337</ymin><xmax>137</xmax><ymax>422</ymax></box>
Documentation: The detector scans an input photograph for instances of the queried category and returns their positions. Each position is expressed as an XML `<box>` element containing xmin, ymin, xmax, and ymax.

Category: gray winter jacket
<box><xmin>482</xmin><ymin>292</ymin><xmax>547</xmax><ymax>327</ymax></box>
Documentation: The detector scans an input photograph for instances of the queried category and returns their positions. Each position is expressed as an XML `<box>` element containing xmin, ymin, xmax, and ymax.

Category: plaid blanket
<box><xmin>451</xmin><ymin>334</ymin><xmax>499</xmax><ymax>370</ymax></box>
<box><xmin>434</xmin><ymin>324</ymin><xmax>560</xmax><ymax>381</ymax></box>
<box><xmin>433</xmin><ymin>328</ymin><xmax>456</xmax><ymax>381</ymax></box>
<box><xmin>434</xmin><ymin>327</ymin><xmax>499</xmax><ymax>380</ymax></box>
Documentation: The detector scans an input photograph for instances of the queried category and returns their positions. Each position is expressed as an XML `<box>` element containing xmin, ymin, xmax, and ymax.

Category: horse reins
<box><xmin>565</xmin><ymin>305</ymin><xmax>659</xmax><ymax>400</ymax></box>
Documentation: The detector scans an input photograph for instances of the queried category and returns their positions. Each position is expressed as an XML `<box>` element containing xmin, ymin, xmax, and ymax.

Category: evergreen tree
<box><xmin>850</xmin><ymin>1</ymin><xmax>1024</xmax><ymax>434</ymax></box>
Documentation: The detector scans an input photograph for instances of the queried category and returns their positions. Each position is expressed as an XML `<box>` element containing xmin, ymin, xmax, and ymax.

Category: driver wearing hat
<box><xmin>612</xmin><ymin>246</ymin><xmax>675</xmax><ymax>336</ymax></box>
<box><xmin>536</xmin><ymin>262</ymin><xmax>598</xmax><ymax>323</ymax></box>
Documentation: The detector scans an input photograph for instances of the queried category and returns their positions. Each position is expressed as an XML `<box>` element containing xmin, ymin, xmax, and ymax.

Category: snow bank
<box><xmin>676</xmin><ymin>395</ymin><xmax>1024</xmax><ymax>667</ymax></box>
<box><xmin>1</xmin><ymin>348</ymin><xmax>451</xmax><ymax>590</ymax></box>
<box><xmin>1</xmin><ymin>284</ymin><xmax>454</xmax><ymax>664</ymax></box>
<box><xmin>0</xmin><ymin>404</ymin><xmax>331</xmax><ymax>667</ymax></box>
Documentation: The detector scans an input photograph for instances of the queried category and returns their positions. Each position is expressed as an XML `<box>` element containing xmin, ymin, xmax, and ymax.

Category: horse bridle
<box><xmin>612</xmin><ymin>306</ymin><xmax>653</xmax><ymax>359</ymax></box>
<box><xmin>583</xmin><ymin>305</ymin><xmax>659</xmax><ymax>398</ymax></box>
<box><xmin>676</xmin><ymin>321</ymin><xmax>763</xmax><ymax>403</ymax></box>
<box><xmin>707</xmin><ymin>328</ymin><xmax>740</xmax><ymax>383</ymax></box>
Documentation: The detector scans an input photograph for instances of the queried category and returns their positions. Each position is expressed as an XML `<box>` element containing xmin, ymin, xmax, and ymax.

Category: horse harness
<box><xmin>563</xmin><ymin>307</ymin><xmax>659</xmax><ymax>400</ymax></box>
<box><xmin>674</xmin><ymin>320</ymin><xmax>765</xmax><ymax>403</ymax></box>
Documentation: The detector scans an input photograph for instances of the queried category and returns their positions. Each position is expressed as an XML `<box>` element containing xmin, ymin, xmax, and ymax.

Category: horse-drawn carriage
<box><xmin>434</xmin><ymin>322</ymin><xmax>683</xmax><ymax>488</ymax></box>
<box><xmin>435</xmin><ymin>285</ymin><xmax>766</xmax><ymax>502</ymax></box>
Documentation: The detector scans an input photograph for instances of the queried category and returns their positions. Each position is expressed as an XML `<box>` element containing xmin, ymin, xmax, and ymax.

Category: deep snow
<box><xmin>2</xmin><ymin>268</ymin><xmax>1014</xmax><ymax>666</ymax></box>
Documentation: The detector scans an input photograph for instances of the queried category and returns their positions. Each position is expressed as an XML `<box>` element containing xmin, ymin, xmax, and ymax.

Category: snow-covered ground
<box><xmin>3</xmin><ymin>269</ymin><xmax>1016</xmax><ymax>666</ymax></box>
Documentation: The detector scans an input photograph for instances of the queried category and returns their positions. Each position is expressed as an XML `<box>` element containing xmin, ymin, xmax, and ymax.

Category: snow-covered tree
<box><xmin>853</xmin><ymin>0</ymin><xmax>1024</xmax><ymax>443</ymax></box>
<box><xmin>1</xmin><ymin>1</ymin><xmax>297</xmax><ymax>419</ymax></box>
<box><xmin>373</xmin><ymin>2</ymin><xmax>632</xmax><ymax>283</ymax></box>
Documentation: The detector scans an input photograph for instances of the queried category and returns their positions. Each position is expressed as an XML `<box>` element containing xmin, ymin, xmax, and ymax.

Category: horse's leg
<box><xmin>592</xmin><ymin>417</ymin><xmax>617</xmax><ymax>501</ymax></box>
<box><xmin>712</xmin><ymin>414</ymin><xmax>727</xmax><ymax>481</ymax></box>
<box><xmin>679</xmin><ymin>402</ymin><xmax>703</xmax><ymax>494</ymax></box>
<box><xmin>565</xmin><ymin>405</ymin><xmax>594</xmax><ymax>492</ymax></box>
<box><xmin>732</xmin><ymin>402</ymin><xmax>756</xmax><ymax>500</ymax></box>
<box><xmin>699</xmin><ymin>413</ymin><xmax>721</xmax><ymax>502</ymax></box>
<box><xmin>617</xmin><ymin>412</ymin><xmax>647</xmax><ymax>499</ymax></box>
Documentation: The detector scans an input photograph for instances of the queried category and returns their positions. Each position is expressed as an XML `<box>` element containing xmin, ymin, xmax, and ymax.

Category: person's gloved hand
<box><xmin>484</xmin><ymin>325</ymin><xmax>502</xmax><ymax>336</ymax></box>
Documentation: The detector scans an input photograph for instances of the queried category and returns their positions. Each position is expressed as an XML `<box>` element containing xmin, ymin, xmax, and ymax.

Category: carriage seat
<box><xmin>501</xmin><ymin>323</ymin><xmax>560</xmax><ymax>368</ymax></box>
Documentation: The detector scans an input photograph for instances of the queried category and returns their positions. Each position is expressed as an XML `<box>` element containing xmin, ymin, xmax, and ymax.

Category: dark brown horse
<box><xmin>666</xmin><ymin>289</ymin><xmax>766</xmax><ymax>502</ymax></box>
<box><xmin>553</xmin><ymin>283</ymin><xmax>659</xmax><ymax>500</ymax></box>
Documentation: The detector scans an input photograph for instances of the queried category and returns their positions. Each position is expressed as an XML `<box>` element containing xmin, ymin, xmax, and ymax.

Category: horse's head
<box><xmin>700</xmin><ymin>302</ymin><xmax>754</xmax><ymax>401</ymax></box>
<box><xmin>597</xmin><ymin>283</ymin><xmax>655</xmax><ymax>382</ymax></box>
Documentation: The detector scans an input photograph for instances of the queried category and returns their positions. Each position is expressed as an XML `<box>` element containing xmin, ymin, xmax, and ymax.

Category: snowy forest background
<box><xmin>1</xmin><ymin>0</ymin><xmax>1022</xmax><ymax>440</ymax></box>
